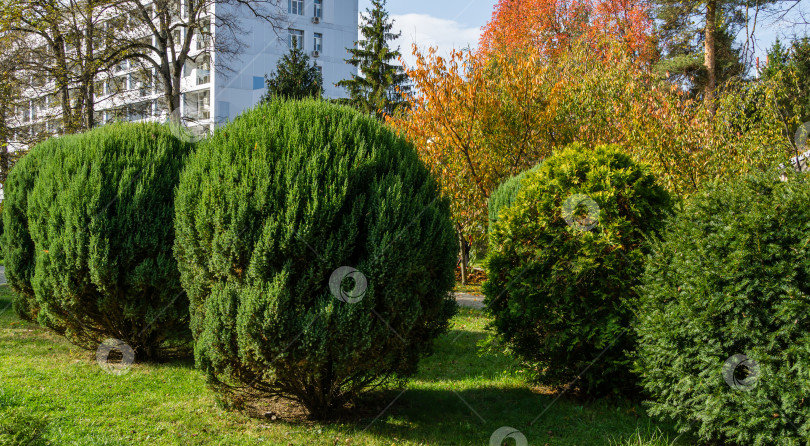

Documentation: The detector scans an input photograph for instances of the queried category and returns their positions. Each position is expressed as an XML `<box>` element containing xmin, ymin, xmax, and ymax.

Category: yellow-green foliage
<box><xmin>484</xmin><ymin>144</ymin><xmax>672</xmax><ymax>395</ymax></box>
<box><xmin>487</xmin><ymin>163</ymin><xmax>541</xmax><ymax>232</ymax></box>
<box><xmin>548</xmin><ymin>41</ymin><xmax>794</xmax><ymax>197</ymax></box>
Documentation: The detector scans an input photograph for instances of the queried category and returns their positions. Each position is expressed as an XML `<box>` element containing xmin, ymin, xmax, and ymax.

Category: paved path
<box><xmin>0</xmin><ymin>266</ymin><xmax>5</xmax><ymax>285</ymax></box>
<box><xmin>454</xmin><ymin>292</ymin><xmax>485</xmax><ymax>309</ymax></box>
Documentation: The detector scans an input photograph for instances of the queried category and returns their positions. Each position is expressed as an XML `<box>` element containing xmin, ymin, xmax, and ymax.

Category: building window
<box><xmin>314</xmin><ymin>33</ymin><xmax>322</xmax><ymax>52</ymax></box>
<box><xmin>314</xmin><ymin>0</ymin><xmax>322</xmax><ymax>18</ymax></box>
<box><xmin>184</xmin><ymin>90</ymin><xmax>210</xmax><ymax>121</ymax></box>
<box><xmin>288</xmin><ymin>0</ymin><xmax>303</xmax><ymax>15</ymax></box>
<box><xmin>288</xmin><ymin>29</ymin><xmax>304</xmax><ymax>49</ymax></box>
<box><xmin>197</xmin><ymin>17</ymin><xmax>212</xmax><ymax>50</ymax></box>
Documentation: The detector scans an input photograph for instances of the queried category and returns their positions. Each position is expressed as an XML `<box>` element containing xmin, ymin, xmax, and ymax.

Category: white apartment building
<box><xmin>211</xmin><ymin>0</ymin><xmax>359</xmax><ymax>125</ymax></box>
<box><xmin>8</xmin><ymin>0</ymin><xmax>359</xmax><ymax>150</ymax></box>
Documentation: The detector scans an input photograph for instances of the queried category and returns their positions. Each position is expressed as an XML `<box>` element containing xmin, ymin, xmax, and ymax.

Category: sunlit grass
<box><xmin>0</xmin><ymin>286</ymin><xmax>691</xmax><ymax>445</ymax></box>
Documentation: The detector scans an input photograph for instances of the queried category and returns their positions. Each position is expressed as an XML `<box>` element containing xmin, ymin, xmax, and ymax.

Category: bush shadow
<box><xmin>351</xmin><ymin>386</ymin><xmax>688</xmax><ymax>446</ymax></box>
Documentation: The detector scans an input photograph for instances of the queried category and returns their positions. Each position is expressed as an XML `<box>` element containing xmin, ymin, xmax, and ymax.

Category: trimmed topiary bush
<box><xmin>2</xmin><ymin>138</ymin><xmax>69</xmax><ymax>322</ymax></box>
<box><xmin>634</xmin><ymin>169</ymin><xmax>810</xmax><ymax>444</ymax></box>
<box><xmin>483</xmin><ymin>144</ymin><xmax>672</xmax><ymax>395</ymax></box>
<box><xmin>26</xmin><ymin>122</ymin><xmax>193</xmax><ymax>359</ymax></box>
<box><xmin>174</xmin><ymin>99</ymin><xmax>457</xmax><ymax>418</ymax></box>
<box><xmin>488</xmin><ymin>164</ymin><xmax>541</xmax><ymax>232</ymax></box>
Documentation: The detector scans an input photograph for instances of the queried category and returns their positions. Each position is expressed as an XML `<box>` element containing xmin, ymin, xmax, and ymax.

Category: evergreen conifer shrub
<box><xmin>2</xmin><ymin>137</ymin><xmax>69</xmax><ymax>321</ymax></box>
<box><xmin>635</xmin><ymin>170</ymin><xmax>810</xmax><ymax>444</ymax></box>
<box><xmin>484</xmin><ymin>144</ymin><xmax>672</xmax><ymax>395</ymax></box>
<box><xmin>488</xmin><ymin>164</ymin><xmax>541</xmax><ymax>231</ymax></box>
<box><xmin>26</xmin><ymin>123</ymin><xmax>193</xmax><ymax>359</ymax></box>
<box><xmin>174</xmin><ymin>99</ymin><xmax>457</xmax><ymax>418</ymax></box>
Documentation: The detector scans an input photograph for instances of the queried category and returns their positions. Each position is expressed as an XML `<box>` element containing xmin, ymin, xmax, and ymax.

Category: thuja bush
<box><xmin>174</xmin><ymin>99</ymin><xmax>457</xmax><ymax>418</ymax></box>
<box><xmin>635</xmin><ymin>170</ymin><xmax>810</xmax><ymax>444</ymax></box>
<box><xmin>26</xmin><ymin>123</ymin><xmax>193</xmax><ymax>359</ymax></box>
<box><xmin>483</xmin><ymin>144</ymin><xmax>672</xmax><ymax>395</ymax></box>
<box><xmin>2</xmin><ymin>137</ymin><xmax>69</xmax><ymax>322</ymax></box>
<box><xmin>488</xmin><ymin>163</ymin><xmax>541</xmax><ymax>232</ymax></box>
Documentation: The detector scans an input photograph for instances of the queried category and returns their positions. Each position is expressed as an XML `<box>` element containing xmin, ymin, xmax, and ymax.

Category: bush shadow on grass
<box><xmin>352</xmin><ymin>386</ymin><xmax>691</xmax><ymax>446</ymax></box>
<box><xmin>254</xmin><ymin>318</ymin><xmax>689</xmax><ymax>444</ymax></box>
<box><xmin>0</xmin><ymin>287</ymin><xmax>16</xmax><ymax>318</ymax></box>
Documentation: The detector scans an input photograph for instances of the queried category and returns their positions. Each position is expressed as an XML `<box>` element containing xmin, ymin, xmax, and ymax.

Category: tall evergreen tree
<box><xmin>653</xmin><ymin>0</ymin><xmax>782</xmax><ymax>112</ymax></box>
<box><xmin>654</xmin><ymin>17</ymin><xmax>744</xmax><ymax>97</ymax></box>
<box><xmin>337</xmin><ymin>0</ymin><xmax>410</xmax><ymax>119</ymax></box>
<box><xmin>262</xmin><ymin>42</ymin><xmax>323</xmax><ymax>101</ymax></box>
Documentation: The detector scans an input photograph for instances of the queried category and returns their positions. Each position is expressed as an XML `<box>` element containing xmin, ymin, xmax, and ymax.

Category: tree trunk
<box><xmin>172</xmin><ymin>69</ymin><xmax>183</xmax><ymax>113</ymax></box>
<box><xmin>457</xmin><ymin>229</ymin><xmax>469</xmax><ymax>285</ymax></box>
<box><xmin>85</xmin><ymin>80</ymin><xmax>95</xmax><ymax>129</ymax></box>
<box><xmin>704</xmin><ymin>0</ymin><xmax>717</xmax><ymax>114</ymax></box>
<box><xmin>0</xmin><ymin>130</ymin><xmax>8</xmax><ymax>183</ymax></box>
<box><xmin>51</xmin><ymin>34</ymin><xmax>76</xmax><ymax>133</ymax></box>
<box><xmin>84</xmin><ymin>21</ymin><xmax>95</xmax><ymax>130</ymax></box>
<box><xmin>160</xmin><ymin>60</ymin><xmax>182</xmax><ymax>115</ymax></box>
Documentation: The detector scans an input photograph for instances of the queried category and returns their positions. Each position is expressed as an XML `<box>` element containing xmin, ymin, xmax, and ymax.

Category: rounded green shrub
<box><xmin>2</xmin><ymin>137</ymin><xmax>70</xmax><ymax>322</ymax></box>
<box><xmin>488</xmin><ymin>163</ymin><xmax>542</xmax><ymax>232</ymax></box>
<box><xmin>26</xmin><ymin>122</ymin><xmax>193</xmax><ymax>359</ymax></box>
<box><xmin>174</xmin><ymin>99</ymin><xmax>457</xmax><ymax>418</ymax></box>
<box><xmin>635</xmin><ymin>170</ymin><xmax>810</xmax><ymax>444</ymax></box>
<box><xmin>483</xmin><ymin>144</ymin><xmax>672</xmax><ymax>395</ymax></box>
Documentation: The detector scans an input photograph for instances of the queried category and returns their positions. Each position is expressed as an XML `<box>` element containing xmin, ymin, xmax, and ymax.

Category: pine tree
<box><xmin>653</xmin><ymin>0</ymin><xmax>782</xmax><ymax>112</ymax></box>
<box><xmin>654</xmin><ymin>18</ymin><xmax>744</xmax><ymax>97</ymax></box>
<box><xmin>337</xmin><ymin>0</ymin><xmax>410</xmax><ymax>119</ymax></box>
<box><xmin>262</xmin><ymin>42</ymin><xmax>323</xmax><ymax>101</ymax></box>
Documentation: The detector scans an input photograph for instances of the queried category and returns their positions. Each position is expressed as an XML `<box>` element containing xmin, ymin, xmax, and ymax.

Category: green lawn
<box><xmin>0</xmin><ymin>285</ymin><xmax>693</xmax><ymax>445</ymax></box>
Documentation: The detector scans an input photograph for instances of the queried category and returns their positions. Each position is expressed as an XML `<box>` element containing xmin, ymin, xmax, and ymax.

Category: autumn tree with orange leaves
<box><xmin>390</xmin><ymin>0</ymin><xmax>794</xmax><ymax>284</ymax></box>
<box><xmin>388</xmin><ymin>47</ymin><xmax>556</xmax><ymax>283</ymax></box>
<box><xmin>479</xmin><ymin>0</ymin><xmax>658</xmax><ymax>63</ymax></box>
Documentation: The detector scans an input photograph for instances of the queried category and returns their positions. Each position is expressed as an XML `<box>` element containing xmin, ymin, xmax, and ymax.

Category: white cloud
<box><xmin>388</xmin><ymin>14</ymin><xmax>483</xmax><ymax>69</ymax></box>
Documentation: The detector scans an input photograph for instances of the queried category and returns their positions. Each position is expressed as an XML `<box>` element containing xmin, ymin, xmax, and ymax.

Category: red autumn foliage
<box><xmin>479</xmin><ymin>0</ymin><xmax>657</xmax><ymax>63</ymax></box>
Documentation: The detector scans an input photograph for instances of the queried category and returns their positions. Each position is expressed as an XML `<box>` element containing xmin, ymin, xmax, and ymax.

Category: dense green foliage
<box><xmin>761</xmin><ymin>37</ymin><xmax>810</xmax><ymax>134</ymax></box>
<box><xmin>487</xmin><ymin>163</ymin><xmax>541</xmax><ymax>231</ymax></box>
<box><xmin>174</xmin><ymin>99</ymin><xmax>457</xmax><ymax>418</ymax></box>
<box><xmin>261</xmin><ymin>45</ymin><xmax>323</xmax><ymax>101</ymax></box>
<box><xmin>25</xmin><ymin>123</ymin><xmax>193</xmax><ymax>360</ymax></box>
<box><xmin>635</xmin><ymin>170</ymin><xmax>810</xmax><ymax>444</ymax></box>
<box><xmin>2</xmin><ymin>137</ymin><xmax>66</xmax><ymax>322</ymax></box>
<box><xmin>336</xmin><ymin>0</ymin><xmax>410</xmax><ymax>119</ymax></box>
<box><xmin>483</xmin><ymin>144</ymin><xmax>672</xmax><ymax>395</ymax></box>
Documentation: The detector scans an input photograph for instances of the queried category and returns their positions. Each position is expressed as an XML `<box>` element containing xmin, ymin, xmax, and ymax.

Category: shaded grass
<box><xmin>0</xmin><ymin>286</ymin><xmax>692</xmax><ymax>445</ymax></box>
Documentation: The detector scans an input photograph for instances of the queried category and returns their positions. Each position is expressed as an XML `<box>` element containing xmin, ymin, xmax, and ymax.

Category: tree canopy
<box><xmin>336</xmin><ymin>0</ymin><xmax>410</xmax><ymax>119</ymax></box>
<box><xmin>262</xmin><ymin>44</ymin><xmax>323</xmax><ymax>101</ymax></box>
<box><xmin>479</xmin><ymin>0</ymin><xmax>657</xmax><ymax>63</ymax></box>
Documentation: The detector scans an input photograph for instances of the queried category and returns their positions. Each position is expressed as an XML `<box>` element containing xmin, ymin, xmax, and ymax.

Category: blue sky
<box><xmin>358</xmin><ymin>0</ymin><xmax>808</xmax><ymax>73</ymax></box>
<box><xmin>358</xmin><ymin>0</ymin><xmax>496</xmax><ymax>67</ymax></box>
